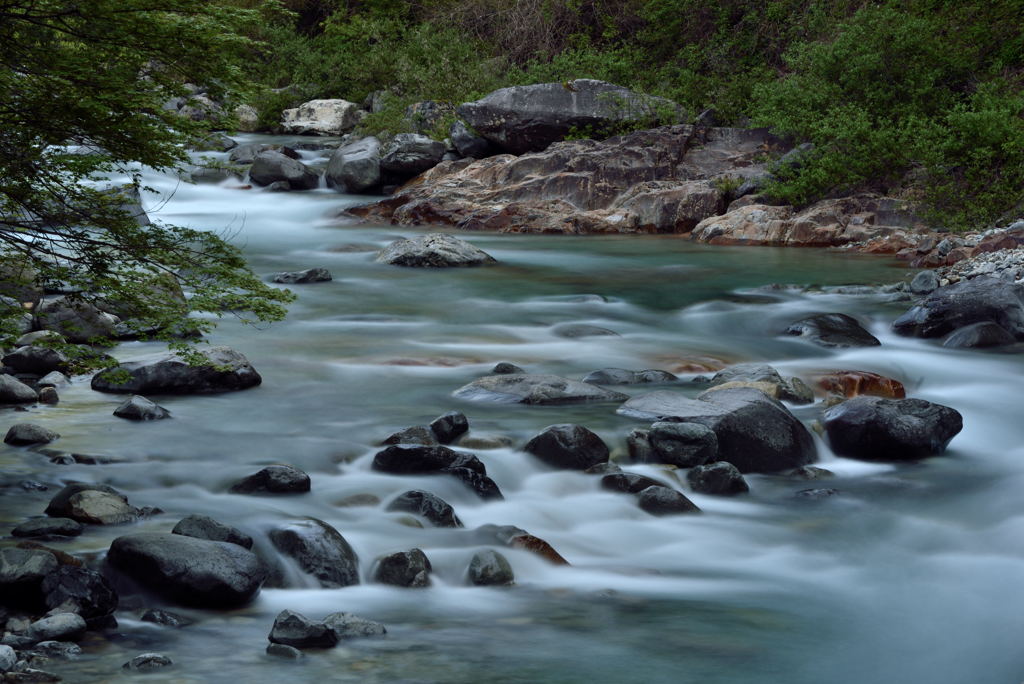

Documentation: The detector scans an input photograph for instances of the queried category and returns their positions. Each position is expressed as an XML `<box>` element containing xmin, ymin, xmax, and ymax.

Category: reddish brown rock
<box><xmin>508</xmin><ymin>533</ymin><xmax>570</xmax><ymax>565</ymax></box>
<box><xmin>814</xmin><ymin>371</ymin><xmax>907</xmax><ymax>399</ymax></box>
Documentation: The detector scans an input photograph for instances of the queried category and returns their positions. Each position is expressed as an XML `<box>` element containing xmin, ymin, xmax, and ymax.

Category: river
<box><xmin>2</xmin><ymin>136</ymin><xmax>1023</xmax><ymax>683</ymax></box>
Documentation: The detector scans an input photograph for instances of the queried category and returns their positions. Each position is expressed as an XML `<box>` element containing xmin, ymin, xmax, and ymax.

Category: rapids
<box><xmin>1</xmin><ymin>136</ymin><xmax>1022</xmax><ymax>683</ymax></box>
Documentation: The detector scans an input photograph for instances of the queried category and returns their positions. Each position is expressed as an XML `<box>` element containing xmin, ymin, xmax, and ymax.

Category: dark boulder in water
<box><xmin>386</xmin><ymin>490</ymin><xmax>463</xmax><ymax>528</ymax></box>
<box><xmin>373</xmin><ymin>548</ymin><xmax>431</xmax><ymax>587</ymax></box>
<box><xmin>91</xmin><ymin>346</ymin><xmax>261</xmax><ymax>395</ymax></box>
<box><xmin>636</xmin><ymin>486</ymin><xmax>701</xmax><ymax>515</ymax></box>
<box><xmin>523</xmin><ymin>424</ymin><xmax>610</xmax><ymax>470</ymax></box>
<box><xmin>893</xmin><ymin>276</ymin><xmax>1024</xmax><ymax>339</ymax></box>
<box><xmin>822</xmin><ymin>396</ymin><xmax>962</xmax><ymax>460</ymax></box>
<box><xmin>686</xmin><ymin>461</ymin><xmax>749</xmax><ymax>496</ymax></box>
<box><xmin>268</xmin><ymin>518</ymin><xmax>360</xmax><ymax>588</ymax></box>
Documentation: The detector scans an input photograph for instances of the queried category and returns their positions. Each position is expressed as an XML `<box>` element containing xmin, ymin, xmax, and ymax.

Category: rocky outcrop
<box><xmin>457</xmin><ymin>80</ymin><xmax>680</xmax><ymax>155</ymax></box>
<box><xmin>91</xmin><ymin>346</ymin><xmax>261</xmax><ymax>394</ymax></box>
<box><xmin>822</xmin><ymin>396</ymin><xmax>963</xmax><ymax>460</ymax></box>
<box><xmin>618</xmin><ymin>387</ymin><xmax>817</xmax><ymax>473</ymax></box>
<box><xmin>691</xmin><ymin>194</ymin><xmax>927</xmax><ymax>247</ymax></box>
<box><xmin>344</xmin><ymin>125</ymin><xmax>783</xmax><ymax>235</ymax></box>
<box><xmin>453</xmin><ymin>373</ymin><xmax>628</xmax><ymax>405</ymax></box>
<box><xmin>376</xmin><ymin>233</ymin><xmax>496</xmax><ymax>267</ymax></box>
<box><xmin>281</xmin><ymin>99</ymin><xmax>359</xmax><ymax>136</ymax></box>
<box><xmin>106</xmin><ymin>533</ymin><xmax>266</xmax><ymax>608</ymax></box>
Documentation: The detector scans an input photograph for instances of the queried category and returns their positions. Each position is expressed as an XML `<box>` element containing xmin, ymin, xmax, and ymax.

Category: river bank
<box><xmin>1</xmin><ymin>135</ymin><xmax>1023</xmax><ymax>683</ymax></box>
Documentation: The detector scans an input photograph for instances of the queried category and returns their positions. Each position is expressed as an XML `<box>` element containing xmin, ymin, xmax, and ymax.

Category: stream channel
<box><xmin>2</xmin><ymin>135</ymin><xmax>1023</xmax><ymax>683</ymax></box>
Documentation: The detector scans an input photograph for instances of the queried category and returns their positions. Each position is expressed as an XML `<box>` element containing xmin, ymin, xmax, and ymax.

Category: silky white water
<box><xmin>2</xmin><ymin>136</ymin><xmax>1023</xmax><ymax>683</ymax></box>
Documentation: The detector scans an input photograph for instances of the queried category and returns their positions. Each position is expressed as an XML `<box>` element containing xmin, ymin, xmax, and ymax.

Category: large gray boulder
<box><xmin>376</xmin><ymin>233</ymin><xmax>496</xmax><ymax>268</ymax></box>
<box><xmin>821</xmin><ymin>396</ymin><xmax>962</xmax><ymax>460</ymax></box>
<box><xmin>454</xmin><ymin>373</ymin><xmax>628</xmax><ymax>405</ymax></box>
<box><xmin>268</xmin><ymin>518</ymin><xmax>360</xmax><ymax>588</ymax></box>
<box><xmin>91</xmin><ymin>346</ymin><xmax>261</xmax><ymax>394</ymax></box>
<box><xmin>893</xmin><ymin>276</ymin><xmax>1024</xmax><ymax>339</ymax></box>
<box><xmin>106</xmin><ymin>533</ymin><xmax>266</xmax><ymax>608</ymax></box>
<box><xmin>325</xmin><ymin>136</ymin><xmax>382</xmax><ymax>192</ymax></box>
<box><xmin>617</xmin><ymin>387</ymin><xmax>817</xmax><ymax>473</ymax></box>
<box><xmin>249</xmin><ymin>151</ymin><xmax>319</xmax><ymax>190</ymax></box>
<box><xmin>380</xmin><ymin>133</ymin><xmax>445</xmax><ymax>180</ymax></box>
<box><xmin>2</xmin><ymin>345</ymin><xmax>67</xmax><ymax>375</ymax></box>
<box><xmin>457</xmin><ymin>79</ymin><xmax>679</xmax><ymax>154</ymax></box>
<box><xmin>4</xmin><ymin>423</ymin><xmax>59</xmax><ymax>446</ymax></box>
<box><xmin>0</xmin><ymin>374</ymin><xmax>38</xmax><ymax>403</ymax></box>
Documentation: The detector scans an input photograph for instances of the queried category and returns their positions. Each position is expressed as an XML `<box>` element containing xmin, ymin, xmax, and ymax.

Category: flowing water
<box><xmin>2</xmin><ymin>136</ymin><xmax>1023</xmax><ymax>683</ymax></box>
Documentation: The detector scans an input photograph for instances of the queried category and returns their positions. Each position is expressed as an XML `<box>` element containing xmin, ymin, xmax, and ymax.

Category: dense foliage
<box><xmin>243</xmin><ymin>0</ymin><xmax>1023</xmax><ymax>229</ymax></box>
<box><xmin>0</xmin><ymin>0</ymin><xmax>293</xmax><ymax>354</ymax></box>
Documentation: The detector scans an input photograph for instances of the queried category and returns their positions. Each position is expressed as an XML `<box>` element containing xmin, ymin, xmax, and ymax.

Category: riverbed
<box><xmin>2</xmin><ymin>137</ymin><xmax>1023</xmax><ymax>683</ymax></box>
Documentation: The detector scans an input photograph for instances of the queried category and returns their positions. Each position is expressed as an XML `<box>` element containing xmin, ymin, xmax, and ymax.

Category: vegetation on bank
<box><xmin>0</xmin><ymin>0</ymin><xmax>293</xmax><ymax>355</ymax></box>
<box><xmin>239</xmin><ymin>0</ymin><xmax>1024</xmax><ymax>230</ymax></box>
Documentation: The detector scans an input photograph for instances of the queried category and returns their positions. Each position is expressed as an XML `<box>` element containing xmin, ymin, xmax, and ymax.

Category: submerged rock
<box><xmin>814</xmin><ymin>370</ymin><xmax>906</xmax><ymax>399</ymax></box>
<box><xmin>230</xmin><ymin>465</ymin><xmax>310</xmax><ymax>494</ymax></box>
<box><xmin>122</xmin><ymin>653</ymin><xmax>173</xmax><ymax>671</ymax></box>
<box><xmin>618</xmin><ymin>387</ymin><xmax>817</xmax><ymax>473</ymax></box>
<box><xmin>822</xmin><ymin>396</ymin><xmax>963</xmax><ymax>460</ymax></box>
<box><xmin>91</xmin><ymin>346</ymin><xmax>262</xmax><ymax>394</ymax></box>
<box><xmin>600</xmin><ymin>472</ymin><xmax>666</xmax><ymax>494</ymax></box>
<box><xmin>784</xmin><ymin>313</ymin><xmax>880</xmax><ymax>348</ymax></box>
<box><xmin>942</xmin><ymin>322</ymin><xmax>1016</xmax><ymax>349</ymax></box>
<box><xmin>376</xmin><ymin>233</ymin><xmax>497</xmax><ymax>268</ymax></box>
<box><xmin>467</xmin><ymin>549</ymin><xmax>514</xmax><ymax>586</ymax></box>
<box><xmin>454</xmin><ymin>373</ymin><xmax>628</xmax><ymax>405</ymax></box>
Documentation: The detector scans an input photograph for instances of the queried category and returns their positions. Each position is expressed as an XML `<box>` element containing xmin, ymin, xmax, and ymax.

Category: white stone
<box><xmin>281</xmin><ymin>99</ymin><xmax>359</xmax><ymax>136</ymax></box>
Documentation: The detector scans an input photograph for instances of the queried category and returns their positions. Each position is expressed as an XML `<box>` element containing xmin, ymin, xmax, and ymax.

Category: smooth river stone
<box><xmin>453</xmin><ymin>374</ymin><xmax>628</xmax><ymax>405</ymax></box>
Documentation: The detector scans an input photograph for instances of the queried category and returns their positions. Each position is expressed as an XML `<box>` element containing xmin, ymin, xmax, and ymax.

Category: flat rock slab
<box><xmin>107</xmin><ymin>533</ymin><xmax>266</xmax><ymax>608</ymax></box>
<box><xmin>454</xmin><ymin>373</ymin><xmax>628</xmax><ymax>405</ymax></box>
<box><xmin>617</xmin><ymin>387</ymin><xmax>816</xmax><ymax>473</ymax></box>
<box><xmin>376</xmin><ymin>233</ymin><xmax>497</xmax><ymax>268</ymax></box>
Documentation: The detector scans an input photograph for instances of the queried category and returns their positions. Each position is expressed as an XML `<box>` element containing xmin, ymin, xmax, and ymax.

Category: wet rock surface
<box><xmin>230</xmin><ymin>465</ymin><xmax>311</xmax><ymax>494</ymax></box>
<box><xmin>91</xmin><ymin>346</ymin><xmax>262</xmax><ymax>395</ymax></box>
<box><xmin>822</xmin><ymin>396</ymin><xmax>963</xmax><ymax>460</ymax></box>
<box><xmin>619</xmin><ymin>387</ymin><xmax>817</xmax><ymax>473</ymax></box>
<box><xmin>523</xmin><ymin>424</ymin><xmax>610</xmax><ymax>470</ymax></box>
<box><xmin>376</xmin><ymin>233</ymin><xmax>497</xmax><ymax>268</ymax></box>
<box><xmin>268</xmin><ymin>518</ymin><xmax>360</xmax><ymax>588</ymax></box>
<box><xmin>454</xmin><ymin>373</ymin><xmax>628</xmax><ymax>405</ymax></box>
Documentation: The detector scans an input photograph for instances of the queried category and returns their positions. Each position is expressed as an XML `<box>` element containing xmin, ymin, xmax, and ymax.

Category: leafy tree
<box><xmin>0</xmin><ymin>0</ymin><xmax>293</xmax><ymax>359</ymax></box>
